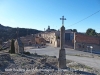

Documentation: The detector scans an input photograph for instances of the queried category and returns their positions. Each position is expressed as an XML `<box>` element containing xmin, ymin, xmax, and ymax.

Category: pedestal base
<box><xmin>58</xmin><ymin>49</ymin><xmax>66</xmax><ymax>69</ymax></box>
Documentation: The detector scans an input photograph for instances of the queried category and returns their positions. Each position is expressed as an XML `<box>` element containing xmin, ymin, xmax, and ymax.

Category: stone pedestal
<box><xmin>58</xmin><ymin>26</ymin><xmax>66</xmax><ymax>69</ymax></box>
<box><xmin>58</xmin><ymin>49</ymin><xmax>66</xmax><ymax>69</ymax></box>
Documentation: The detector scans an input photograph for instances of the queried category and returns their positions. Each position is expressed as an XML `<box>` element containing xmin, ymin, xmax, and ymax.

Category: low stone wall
<box><xmin>75</xmin><ymin>42</ymin><xmax>100</xmax><ymax>53</ymax></box>
<box><xmin>74</xmin><ymin>33</ymin><xmax>100</xmax><ymax>53</ymax></box>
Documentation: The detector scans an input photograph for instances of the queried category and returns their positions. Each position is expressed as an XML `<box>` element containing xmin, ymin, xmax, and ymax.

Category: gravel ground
<box><xmin>0</xmin><ymin>53</ymin><xmax>99</xmax><ymax>75</ymax></box>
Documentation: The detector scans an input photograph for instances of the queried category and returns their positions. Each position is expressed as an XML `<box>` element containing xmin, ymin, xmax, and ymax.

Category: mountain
<box><xmin>0</xmin><ymin>24</ymin><xmax>42</xmax><ymax>41</ymax></box>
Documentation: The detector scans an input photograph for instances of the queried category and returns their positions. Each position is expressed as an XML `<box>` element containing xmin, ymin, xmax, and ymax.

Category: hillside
<box><xmin>0</xmin><ymin>24</ymin><xmax>42</xmax><ymax>41</ymax></box>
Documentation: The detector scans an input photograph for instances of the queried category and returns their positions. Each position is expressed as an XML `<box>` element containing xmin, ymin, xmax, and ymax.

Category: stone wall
<box><xmin>65</xmin><ymin>40</ymin><xmax>74</xmax><ymax>49</ymax></box>
<box><xmin>14</xmin><ymin>39</ymin><xmax>24</xmax><ymax>54</ymax></box>
<box><xmin>35</xmin><ymin>37</ymin><xmax>46</xmax><ymax>45</ymax></box>
<box><xmin>40</xmin><ymin>31</ymin><xmax>60</xmax><ymax>47</ymax></box>
<box><xmin>41</xmin><ymin>31</ymin><xmax>60</xmax><ymax>42</ymax></box>
<box><xmin>75</xmin><ymin>33</ymin><xmax>100</xmax><ymax>45</ymax></box>
<box><xmin>74</xmin><ymin>33</ymin><xmax>100</xmax><ymax>52</ymax></box>
<box><xmin>40</xmin><ymin>31</ymin><xmax>74</xmax><ymax>48</ymax></box>
<box><xmin>54</xmin><ymin>39</ymin><xmax>60</xmax><ymax>47</ymax></box>
<box><xmin>20</xmin><ymin>35</ymin><xmax>35</xmax><ymax>46</ymax></box>
<box><xmin>75</xmin><ymin>42</ymin><xmax>100</xmax><ymax>51</ymax></box>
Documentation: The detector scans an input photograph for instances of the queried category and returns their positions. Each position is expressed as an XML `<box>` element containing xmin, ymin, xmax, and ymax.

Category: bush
<box><xmin>24</xmin><ymin>52</ymin><xmax>30</xmax><ymax>55</ymax></box>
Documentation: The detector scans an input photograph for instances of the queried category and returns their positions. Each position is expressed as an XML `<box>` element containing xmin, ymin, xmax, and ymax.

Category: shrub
<box><xmin>24</xmin><ymin>52</ymin><xmax>30</xmax><ymax>55</ymax></box>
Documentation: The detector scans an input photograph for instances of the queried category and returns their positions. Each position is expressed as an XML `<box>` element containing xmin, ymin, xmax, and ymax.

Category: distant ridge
<box><xmin>0</xmin><ymin>24</ymin><xmax>42</xmax><ymax>41</ymax></box>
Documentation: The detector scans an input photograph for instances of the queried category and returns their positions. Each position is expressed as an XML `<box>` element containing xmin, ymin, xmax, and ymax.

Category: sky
<box><xmin>0</xmin><ymin>0</ymin><xmax>100</xmax><ymax>32</ymax></box>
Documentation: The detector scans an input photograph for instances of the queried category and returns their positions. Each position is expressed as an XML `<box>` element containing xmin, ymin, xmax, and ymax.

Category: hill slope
<box><xmin>0</xmin><ymin>24</ymin><xmax>42</xmax><ymax>41</ymax></box>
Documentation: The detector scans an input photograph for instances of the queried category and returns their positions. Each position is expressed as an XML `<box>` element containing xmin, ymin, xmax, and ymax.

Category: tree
<box><xmin>10</xmin><ymin>39</ymin><xmax>15</xmax><ymax>53</ymax></box>
<box><xmin>72</xmin><ymin>29</ymin><xmax>77</xmax><ymax>32</ymax></box>
<box><xmin>97</xmin><ymin>33</ymin><xmax>100</xmax><ymax>36</ymax></box>
<box><xmin>86</xmin><ymin>28</ymin><xmax>97</xmax><ymax>36</ymax></box>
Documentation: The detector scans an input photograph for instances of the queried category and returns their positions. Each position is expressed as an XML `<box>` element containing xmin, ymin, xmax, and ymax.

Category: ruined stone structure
<box><xmin>40</xmin><ymin>31</ymin><xmax>60</xmax><ymax>47</ymax></box>
<box><xmin>37</xmin><ymin>25</ymin><xmax>100</xmax><ymax>53</ymax></box>
<box><xmin>14</xmin><ymin>38</ymin><xmax>24</xmax><ymax>54</ymax></box>
<box><xmin>38</xmin><ymin>26</ymin><xmax>100</xmax><ymax>52</ymax></box>
<box><xmin>35</xmin><ymin>37</ymin><xmax>46</xmax><ymax>45</ymax></box>
<box><xmin>74</xmin><ymin>33</ymin><xmax>100</xmax><ymax>52</ymax></box>
<box><xmin>39</xmin><ymin>29</ymin><xmax>73</xmax><ymax>47</ymax></box>
<box><xmin>20</xmin><ymin>34</ymin><xmax>35</xmax><ymax>46</ymax></box>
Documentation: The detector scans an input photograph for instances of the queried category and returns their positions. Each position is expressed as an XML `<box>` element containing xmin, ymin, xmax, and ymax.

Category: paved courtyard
<box><xmin>25</xmin><ymin>44</ymin><xmax>100</xmax><ymax>70</ymax></box>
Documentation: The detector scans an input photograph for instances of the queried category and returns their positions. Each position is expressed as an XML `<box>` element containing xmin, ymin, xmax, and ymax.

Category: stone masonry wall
<box><xmin>75</xmin><ymin>33</ymin><xmax>100</xmax><ymax>45</ymax></box>
<box><xmin>74</xmin><ymin>33</ymin><xmax>100</xmax><ymax>51</ymax></box>
<box><xmin>75</xmin><ymin>42</ymin><xmax>100</xmax><ymax>51</ymax></box>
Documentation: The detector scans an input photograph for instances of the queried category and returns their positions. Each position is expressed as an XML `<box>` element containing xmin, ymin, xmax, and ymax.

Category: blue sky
<box><xmin>0</xmin><ymin>0</ymin><xmax>100</xmax><ymax>32</ymax></box>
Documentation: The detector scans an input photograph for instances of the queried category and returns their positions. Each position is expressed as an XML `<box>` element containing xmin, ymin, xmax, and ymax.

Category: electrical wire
<box><xmin>67</xmin><ymin>10</ymin><xmax>100</xmax><ymax>28</ymax></box>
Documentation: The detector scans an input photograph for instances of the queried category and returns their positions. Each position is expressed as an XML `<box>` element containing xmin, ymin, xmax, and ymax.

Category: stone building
<box><xmin>39</xmin><ymin>31</ymin><xmax>60</xmax><ymax>47</ymax></box>
<box><xmin>46</xmin><ymin>25</ymin><xmax>56</xmax><ymax>32</ymax></box>
<box><xmin>36</xmin><ymin>25</ymin><xmax>74</xmax><ymax>47</ymax></box>
<box><xmin>38</xmin><ymin>29</ymin><xmax>73</xmax><ymax>47</ymax></box>
<box><xmin>20</xmin><ymin>34</ymin><xmax>35</xmax><ymax>46</ymax></box>
<box><xmin>74</xmin><ymin>33</ymin><xmax>100</xmax><ymax>52</ymax></box>
<box><xmin>37</xmin><ymin>26</ymin><xmax>100</xmax><ymax>52</ymax></box>
<box><xmin>35</xmin><ymin>37</ymin><xmax>46</xmax><ymax>45</ymax></box>
<box><xmin>14</xmin><ymin>38</ymin><xmax>24</xmax><ymax>54</ymax></box>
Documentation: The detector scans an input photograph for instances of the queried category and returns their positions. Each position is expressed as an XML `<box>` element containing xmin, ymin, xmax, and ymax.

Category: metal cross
<box><xmin>60</xmin><ymin>16</ymin><xmax>66</xmax><ymax>26</ymax></box>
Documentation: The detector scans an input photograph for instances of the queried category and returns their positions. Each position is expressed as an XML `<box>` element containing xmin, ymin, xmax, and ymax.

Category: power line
<box><xmin>67</xmin><ymin>10</ymin><xmax>100</xmax><ymax>28</ymax></box>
